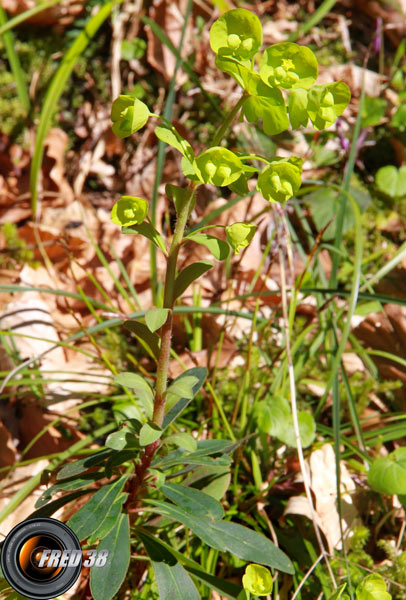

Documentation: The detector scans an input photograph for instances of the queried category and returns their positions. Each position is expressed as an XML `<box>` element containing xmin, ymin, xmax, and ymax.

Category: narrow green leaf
<box><xmin>162</xmin><ymin>367</ymin><xmax>208</xmax><ymax>430</ymax></box>
<box><xmin>212</xmin><ymin>520</ymin><xmax>294</xmax><ymax>573</ymax></box>
<box><xmin>145</xmin><ymin>308</ymin><xmax>170</xmax><ymax>333</ymax></box>
<box><xmin>68</xmin><ymin>475</ymin><xmax>128</xmax><ymax>541</ymax></box>
<box><xmin>56</xmin><ymin>449</ymin><xmax>112</xmax><ymax>480</ymax></box>
<box><xmin>125</xmin><ymin>320</ymin><xmax>161</xmax><ymax>359</ymax></box>
<box><xmin>161</xmin><ymin>482</ymin><xmax>224</xmax><ymax>520</ymax></box>
<box><xmin>28</xmin><ymin>490</ymin><xmax>93</xmax><ymax>520</ymax></box>
<box><xmin>35</xmin><ymin>472</ymin><xmax>104</xmax><ymax>508</ymax></box>
<box><xmin>140</xmin><ymin>423</ymin><xmax>162</xmax><ymax>447</ymax></box>
<box><xmin>185</xmin><ymin>233</ymin><xmax>230</xmax><ymax>260</ymax></box>
<box><xmin>90</xmin><ymin>514</ymin><xmax>130</xmax><ymax>600</ymax></box>
<box><xmin>153</xmin><ymin>561</ymin><xmax>200</xmax><ymax>600</ymax></box>
<box><xmin>155</xmin><ymin>123</ymin><xmax>194</xmax><ymax>161</ymax></box>
<box><xmin>164</xmin><ymin>432</ymin><xmax>197</xmax><ymax>452</ymax></box>
<box><xmin>121</xmin><ymin>221</ymin><xmax>168</xmax><ymax>255</ymax></box>
<box><xmin>88</xmin><ymin>493</ymin><xmax>127</xmax><ymax>544</ymax></box>
<box><xmin>167</xmin><ymin>376</ymin><xmax>199</xmax><ymax>400</ymax></box>
<box><xmin>173</xmin><ymin>261</ymin><xmax>213</xmax><ymax>300</ymax></box>
<box><xmin>114</xmin><ymin>372</ymin><xmax>153</xmax><ymax>394</ymax></box>
<box><xmin>146</xmin><ymin>500</ymin><xmax>227</xmax><ymax>550</ymax></box>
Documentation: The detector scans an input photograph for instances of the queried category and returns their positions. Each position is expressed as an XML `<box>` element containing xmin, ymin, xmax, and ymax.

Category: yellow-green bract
<box><xmin>257</xmin><ymin>162</ymin><xmax>302</xmax><ymax>204</ymax></box>
<box><xmin>111</xmin><ymin>95</ymin><xmax>150</xmax><ymax>138</ymax></box>
<box><xmin>225</xmin><ymin>222</ymin><xmax>257</xmax><ymax>254</ymax></box>
<box><xmin>242</xmin><ymin>564</ymin><xmax>273</xmax><ymax>596</ymax></box>
<box><xmin>209</xmin><ymin>8</ymin><xmax>262</xmax><ymax>62</ymax></box>
<box><xmin>306</xmin><ymin>82</ymin><xmax>351</xmax><ymax>130</ymax></box>
<box><xmin>111</xmin><ymin>196</ymin><xmax>149</xmax><ymax>226</ymax></box>
<box><xmin>260</xmin><ymin>42</ymin><xmax>318</xmax><ymax>90</ymax></box>
<box><xmin>195</xmin><ymin>147</ymin><xmax>244</xmax><ymax>187</ymax></box>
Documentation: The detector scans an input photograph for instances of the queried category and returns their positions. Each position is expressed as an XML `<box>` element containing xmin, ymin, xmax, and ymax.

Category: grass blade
<box><xmin>0</xmin><ymin>6</ymin><xmax>30</xmax><ymax>112</ymax></box>
<box><xmin>30</xmin><ymin>0</ymin><xmax>121</xmax><ymax>218</ymax></box>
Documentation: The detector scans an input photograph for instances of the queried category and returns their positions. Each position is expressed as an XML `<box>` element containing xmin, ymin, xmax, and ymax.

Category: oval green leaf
<box><xmin>139</xmin><ymin>422</ymin><xmax>162</xmax><ymax>447</ymax></box>
<box><xmin>185</xmin><ymin>233</ymin><xmax>230</xmax><ymax>260</ymax></box>
<box><xmin>145</xmin><ymin>308</ymin><xmax>170</xmax><ymax>333</ymax></box>
<box><xmin>368</xmin><ymin>447</ymin><xmax>406</xmax><ymax>495</ymax></box>
<box><xmin>173</xmin><ymin>261</ymin><xmax>213</xmax><ymax>300</ymax></box>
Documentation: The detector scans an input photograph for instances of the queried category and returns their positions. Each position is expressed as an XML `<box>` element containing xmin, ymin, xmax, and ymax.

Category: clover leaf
<box><xmin>225</xmin><ymin>222</ymin><xmax>257</xmax><ymax>254</ymax></box>
<box><xmin>243</xmin><ymin>74</ymin><xmax>289</xmax><ymax>135</ymax></box>
<box><xmin>257</xmin><ymin>162</ymin><xmax>302</xmax><ymax>204</ymax></box>
<box><xmin>260</xmin><ymin>42</ymin><xmax>318</xmax><ymax>90</ymax></box>
<box><xmin>111</xmin><ymin>196</ymin><xmax>149</xmax><ymax>226</ymax></box>
<box><xmin>111</xmin><ymin>95</ymin><xmax>150</xmax><ymax>138</ymax></box>
<box><xmin>243</xmin><ymin>564</ymin><xmax>273</xmax><ymax>596</ymax></box>
<box><xmin>210</xmin><ymin>8</ymin><xmax>262</xmax><ymax>61</ymax></box>
<box><xmin>306</xmin><ymin>81</ymin><xmax>350</xmax><ymax>130</ymax></box>
<box><xmin>195</xmin><ymin>147</ymin><xmax>244</xmax><ymax>187</ymax></box>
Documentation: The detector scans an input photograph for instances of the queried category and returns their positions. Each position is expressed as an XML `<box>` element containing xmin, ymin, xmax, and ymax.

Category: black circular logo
<box><xmin>1</xmin><ymin>517</ymin><xmax>82</xmax><ymax>599</ymax></box>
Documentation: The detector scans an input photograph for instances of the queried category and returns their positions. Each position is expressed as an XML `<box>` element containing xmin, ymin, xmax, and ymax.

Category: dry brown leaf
<box><xmin>146</xmin><ymin>0</ymin><xmax>192</xmax><ymax>82</ymax></box>
<box><xmin>2</xmin><ymin>0</ymin><xmax>84</xmax><ymax>27</ymax></box>
<box><xmin>43</xmin><ymin>129</ymin><xmax>74</xmax><ymax>203</ymax></box>
<box><xmin>285</xmin><ymin>444</ymin><xmax>357</xmax><ymax>552</ymax></box>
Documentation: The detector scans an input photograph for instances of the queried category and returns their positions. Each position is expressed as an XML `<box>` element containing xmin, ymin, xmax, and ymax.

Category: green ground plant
<box><xmin>1</xmin><ymin>4</ymin><xmax>405</xmax><ymax>600</ymax></box>
<box><xmin>1</xmin><ymin>8</ymin><xmax>351</xmax><ymax>600</ymax></box>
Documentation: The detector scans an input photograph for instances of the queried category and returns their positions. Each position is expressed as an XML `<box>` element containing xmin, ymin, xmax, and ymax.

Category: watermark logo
<box><xmin>1</xmin><ymin>517</ymin><xmax>108</xmax><ymax>599</ymax></box>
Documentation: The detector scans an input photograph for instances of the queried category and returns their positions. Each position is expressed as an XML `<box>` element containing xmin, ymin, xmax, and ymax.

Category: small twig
<box><xmin>291</xmin><ymin>553</ymin><xmax>324</xmax><ymax>600</ymax></box>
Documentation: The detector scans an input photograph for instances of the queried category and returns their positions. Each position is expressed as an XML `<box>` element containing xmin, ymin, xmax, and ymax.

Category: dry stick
<box><xmin>291</xmin><ymin>553</ymin><xmax>324</xmax><ymax>600</ymax></box>
<box><xmin>278</xmin><ymin>244</ymin><xmax>337</xmax><ymax>589</ymax></box>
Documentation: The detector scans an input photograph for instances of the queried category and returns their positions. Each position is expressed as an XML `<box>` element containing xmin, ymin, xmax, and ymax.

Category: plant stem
<box><xmin>131</xmin><ymin>92</ymin><xmax>249</xmax><ymax>500</ymax></box>
<box><xmin>211</xmin><ymin>91</ymin><xmax>249</xmax><ymax>147</ymax></box>
<box><xmin>152</xmin><ymin>184</ymin><xmax>196</xmax><ymax>428</ymax></box>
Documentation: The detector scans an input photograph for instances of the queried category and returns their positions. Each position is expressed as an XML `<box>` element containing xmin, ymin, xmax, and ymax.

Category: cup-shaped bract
<box><xmin>195</xmin><ymin>147</ymin><xmax>244</xmax><ymax>187</ymax></box>
<box><xmin>260</xmin><ymin>42</ymin><xmax>318</xmax><ymax>90</ymax></box>
<box><xmin>243</xmin><ymin>564</ymin><xmax>273</xmax><ymax>597</ymax></box>
<box><xmin>225</xmin><ymin>222</ymin><xmax>257</xmax><ymax>254</ymax></box>
<box><xmin>111</xmin><ymin>196</ymin><xmax>149</xmax><ymax>226</ymax></box>
<box><xmin>257</xmin><ymin>162</ymin><xmax>302</xmax><ymax>204</ymax></box>
<box><xmin>306</xmin><ymin>81</ymin><xmax>350</xmax><ymax>130</ymax></box>
<box><xmin>111</xmin><ymin>95</ymin><xmax>150</xmax><ymax>138</ymax></box>
<box><xmin>210</xmin><ymin>8</ymin><xmax>262</xmax><ymax>62</ymax></box>
<box><xmin>243</xmin><ymin>74</ymin><xmax>289</xmax><ymax>135</ymax></box>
